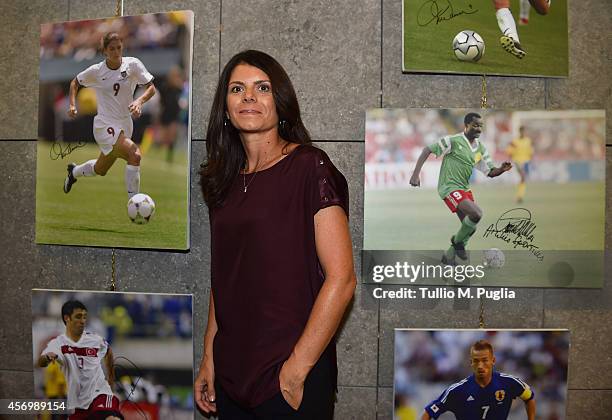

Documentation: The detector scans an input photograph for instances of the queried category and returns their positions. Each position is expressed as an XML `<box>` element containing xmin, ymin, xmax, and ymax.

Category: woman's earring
<box><xmin>279</xmin><ymin>119</ymin><xmax>287</xmax><ymax>130</ymax></box>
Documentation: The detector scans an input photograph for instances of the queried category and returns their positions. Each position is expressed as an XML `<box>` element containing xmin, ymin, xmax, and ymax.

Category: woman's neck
<box><xmin>241</xmin><ymin>130</ymin><xmax>287</xmax><ymax>173</ymax></box>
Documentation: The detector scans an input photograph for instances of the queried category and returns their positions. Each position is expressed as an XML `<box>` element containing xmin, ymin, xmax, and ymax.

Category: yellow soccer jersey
<box><xmin>44</xmin><ymin>361</ymin><xmax>67</xmax><ymax>398</ymax></box>
<box><xmin>506</xmin><ymin>136</ymin><xmax>534</xmax><ymax>164</ymax></box>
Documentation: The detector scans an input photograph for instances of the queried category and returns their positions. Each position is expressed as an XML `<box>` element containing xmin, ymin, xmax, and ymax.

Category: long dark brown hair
<box><xmin>199</xmin><ymin>50</ymin><xmax>311</xmax><ymax>208</ymax></box>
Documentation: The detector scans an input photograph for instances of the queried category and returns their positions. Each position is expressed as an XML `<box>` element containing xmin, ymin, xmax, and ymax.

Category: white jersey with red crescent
<box><xmin>42</xmin><ymin>332</ymin><xmax>113</xmax><ymax>410</ymax></box>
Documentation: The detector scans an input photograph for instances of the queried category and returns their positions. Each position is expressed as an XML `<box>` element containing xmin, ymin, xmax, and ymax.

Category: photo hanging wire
<box><xmin>115</xmin><ymin>0</ymin><xmax>123</xmax><ymax>18</ymax></box>
<box><xmin>478</xmin><ymin>73</ymin><xmax>487</xmax><ymax>328</ymax></box>
<box><xmin>479</xmin><ymin>298</ymin><xmax>485</xmax><ymax>328</ymax></box>
<box><xmin>480</xmin><ymin>74</ymin><xmax>488</xmax><ymax>109</ymax></box>
<box><xmin>109</xmin><ymin>0</ymin><xmax>123</xmax><ymax>292</ymax></box>
<box><xmin>110</xmin><ymin>249</ymin><xmax>116</xmax><ymax>291</ymax></box>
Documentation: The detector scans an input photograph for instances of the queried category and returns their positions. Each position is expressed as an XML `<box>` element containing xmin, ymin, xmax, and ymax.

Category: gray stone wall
<box><xmin>1</xmin><ymin>0</ymin><xmax>611</xmax><ymax>418</ymax></box>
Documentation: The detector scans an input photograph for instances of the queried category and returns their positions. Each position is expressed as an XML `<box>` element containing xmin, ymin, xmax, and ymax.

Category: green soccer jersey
<box><xmin>428</xmin><ymin>133</ymin><xmax>495</xmax><ymax>199</ymax></box>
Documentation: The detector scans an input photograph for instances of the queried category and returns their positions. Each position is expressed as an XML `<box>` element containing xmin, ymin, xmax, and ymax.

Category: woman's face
<box><xmin>226</xmin><ymin>64</ymin><xmax>278</xmax><ymax>134</ymax></box>
<box><xmin>104</xmin><ymin>39</ymin><xmax>123</xmax><ymax>62</ymax></box>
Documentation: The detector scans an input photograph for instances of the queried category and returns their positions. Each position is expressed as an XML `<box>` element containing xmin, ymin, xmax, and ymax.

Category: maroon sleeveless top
<box><xmin>209</xmin><ymin>144</ymin><xmax>349</xmax><ymax>407</ymax></box>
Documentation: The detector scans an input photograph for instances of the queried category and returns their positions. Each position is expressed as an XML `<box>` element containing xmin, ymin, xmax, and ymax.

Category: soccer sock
<box><xmin>496</xmin><ymin>8</ymin><xmax>520</xmax><ymax>43</ymax></box>
<box><xmin>454</xmin><ymin>217</ymin><xmax>478</xmax><ymax>246</ymax></box>
<box><xmin>517</xmin><ymin>182</ymin><xmax>526</xmax><ymax>200</ymax></box>
<box><xmin>519</xmin><ymin>0</ymin><xmax>531</xmax><ymax>20</ymax></box>
<box><xmin>72</xmin><ymin>160</ymin><xmax>97</xmax><ymax>177</ymax></box>
<box><xmin>125</xmin><ymin>164</ymin><xmax>140</xmax><ymax>199</ymax></box>
<box><xmin>445</xmin><ymin>245</ymin><xmax>456</xmax><ymax>259</ymax></box>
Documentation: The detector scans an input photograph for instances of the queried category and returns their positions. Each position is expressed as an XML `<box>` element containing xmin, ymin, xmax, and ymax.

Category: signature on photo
<box><xmin>49</xmin><ymin>140</ymin><xmax>87</xmax><ymax>160</ymax></box>
<box><xmin>113</xmin><ymin>356</ymin><xmax>155</xmax><ymax>420</ymax></box>
<box><xmin>483</xmin><ymin>208</ymin><xmax>543</xmax><ymax>261</ymax></box>
<box><xmin>417</xmin><ymin>0</ymin><xmax>478</xmax><ymax>27</ymax></box>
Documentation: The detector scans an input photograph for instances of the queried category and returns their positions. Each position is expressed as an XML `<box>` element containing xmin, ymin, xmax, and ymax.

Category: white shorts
<box><xmin>93</xmin><ymin>115</ymin><xmax>133</xmax><ymax>155</ymax></box>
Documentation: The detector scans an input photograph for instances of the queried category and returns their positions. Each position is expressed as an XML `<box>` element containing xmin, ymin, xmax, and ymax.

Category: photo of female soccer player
<box><xmin>63</xmin><ymin>32</ymin><xmax>155</xmax><ymax>199</ymax></box>
<box><xmin>364</xmin><ymin>108</ymin><xmax>605</xmax><ymax>288</ymax></box>
<box><xmin>394</xmin><ymin>329</ymin><xmax>569</xmax><ymax>420</ymax></box>
<box><xmin>36</xmin><ymin>11</ymin><xmax>193</xmax><ymax>250</ymax></box>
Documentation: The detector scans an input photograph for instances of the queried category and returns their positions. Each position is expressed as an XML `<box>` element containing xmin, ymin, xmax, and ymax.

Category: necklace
<box><xmin>242</xmin><ymin>142</ymin><xmax>288</xmax><ymax>193</ymax></box>
<box><xmin>242</xmin><ymin>165</ymin><xmax>261</xmax><ymax>193</ymax></box>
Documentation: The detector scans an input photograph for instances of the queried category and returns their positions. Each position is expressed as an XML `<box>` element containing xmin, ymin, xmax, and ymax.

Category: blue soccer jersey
<box><xmin>425</xmin><ymin>371</ymin><xmax>534</xmax><ymax>420</ymax></box>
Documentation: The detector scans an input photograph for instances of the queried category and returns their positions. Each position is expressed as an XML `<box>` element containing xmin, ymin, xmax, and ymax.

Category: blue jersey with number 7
<box><xmin>425</xmin><ymin>371</ymin><xmax>534</xmax><ymax>420</ymax></box>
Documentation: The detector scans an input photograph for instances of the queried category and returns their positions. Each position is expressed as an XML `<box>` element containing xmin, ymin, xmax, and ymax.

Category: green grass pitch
<box><xmin>364</xmin><ymin>181</ymin><xmax>604</xmax><ymax>251</ymax></box>
<box><xmin>36</xmin><ymin>141</ymin><xmax>190</xmax><ymax>250</ymax></box>
<box><xmin>364</xmin><ymin>181</ymin><xmax>604</xmax><ymax>287</ymax></box>
<box><xmin>403</xmin><ymin>0</ymin><xmax>568</xmax><ymax>77</ymax></box>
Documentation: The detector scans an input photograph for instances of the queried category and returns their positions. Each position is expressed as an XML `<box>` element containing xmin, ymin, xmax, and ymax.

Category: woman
<box><xmin>196</xmin><ymin>50</ymin><xmax>356</xmax><ymax>419</ymax></box>
<box><xmin>64</xmin><ymin>32</ymin><xmax>155</xmax><ymax>199</ymax></box>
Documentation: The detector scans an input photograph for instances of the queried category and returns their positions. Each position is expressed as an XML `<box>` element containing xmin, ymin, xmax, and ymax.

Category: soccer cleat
<box><xmin>451</xmin><ymin>236</ymin><xmax>468</xmax><ymax>261</ymax></box>
<box><xmin>63</xmin><ymin>163</ymin><xmax>77</xmax><ymax>193</ymax></box>
<box><xmin>500</xmin><ymin>35</ymin><xmax>526</xmax><ymax>59</ymax></box>
<box><xmin>519</xmin><ymin>17</ymin><xmax>529</xmax><ymax>25</ymax></box>
<box><xmin>441</xmin><ymin>254</ymin><xmax>457</xmax><ymax>266</ymax></box>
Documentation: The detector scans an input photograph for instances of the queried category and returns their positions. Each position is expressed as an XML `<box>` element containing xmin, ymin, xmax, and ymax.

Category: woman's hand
<box><xmin>279</xmin><ymin>356</ymin><xmax>308</xmax><ymax>410</ymax></box>
<box><xmin>194</xmin><ymin>355</ymin><xmax>216</xmax><ymax>414</ymax></box>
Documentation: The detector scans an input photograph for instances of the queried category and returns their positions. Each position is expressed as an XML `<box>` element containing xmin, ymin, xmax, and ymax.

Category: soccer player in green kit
<box><xmin>410</xmin><ymin>113</ymin><xmax>512</xmax><ymax>264</ymax></box>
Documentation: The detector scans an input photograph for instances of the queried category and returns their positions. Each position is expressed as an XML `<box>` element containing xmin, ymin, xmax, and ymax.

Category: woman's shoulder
<box><xmin>290</xmin><ymin>143</ymin><xmax>331</xmax><ymax>166</ymax></box>
<box><xmin>287</xmin><ymin>144</ymin><xmax>345</xmax><ymax>179</ymax></box>
<box><xmin>124</xmin><ymin>57</ymin><xmax>145</xmax><ymax>67</ymax></box>
<box><xmin>84</xmin><ymin>61</ymin><xmax>105</xmax><ymax>72</ymax></box>
<box><xmin>290</xmin><ymin>143</ymin><xmax>349</xmax><ymax>213</ymax></box>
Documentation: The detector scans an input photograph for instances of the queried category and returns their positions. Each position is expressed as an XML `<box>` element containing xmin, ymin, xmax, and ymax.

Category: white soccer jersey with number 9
<box><xmin>43</xmin><ymin>332</ymin><xmax>113</xmax><ymax>410</ymax></box>
<box><xmin>77</xmin><ymin>56</ymin><xmax>153</xmax><ymax>121</ymax></box>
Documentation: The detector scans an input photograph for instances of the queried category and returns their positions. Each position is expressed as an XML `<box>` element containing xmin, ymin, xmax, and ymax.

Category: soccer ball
<box><xmin>453</xmin><ymin>30</ymin><xmax>485</xmax><ymax>62</ymax></box>
<box><xmin>127</xmin><ymin>193</ymin><xmax>155</xmax><ymax>224</ymax></box>
<box><xmin>483</xmin><ymin>248</ymin><xmax>505</xmax><ymax>269</ymax></box>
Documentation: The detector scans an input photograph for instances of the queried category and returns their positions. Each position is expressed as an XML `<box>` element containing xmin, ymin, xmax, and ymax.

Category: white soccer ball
<box><xmin>453</xmin><ymin>30</ymin><xmax>485</xmax><ymax>62</ymax></box>
<box><xmin>127</xmin><ymin>193</ymin><xmax>155</xmax><ymax>224</ymax></box>
<box><xmin>483</xmin><ymin>248</ymin><xmax>505</xmax><ymax>269</ymax></box>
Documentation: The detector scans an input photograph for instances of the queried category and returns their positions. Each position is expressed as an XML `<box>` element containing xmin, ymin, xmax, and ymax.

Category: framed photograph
<box><xmin>363</xmin><ymin>108</ymin><xmax>605</xmax><ymax>287</ymax></box>
<box><xmin>36</xmin><ymin>11</ymin><xmax>194</xmax><ymax>250</ymax></box>
<box><xmin>32</xmin><ymin>289</ymin><xmax>194</xmax><ymax>419</ymax></box>
<box><xmin>402</xmin><ymin>0</ymin><xmax>568</xmax><ymax>77</ymax></box>
<box><xmin>394</xmin><ymin>329</ymin><xmax>569</xmax><ymax>419</ymax></box>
